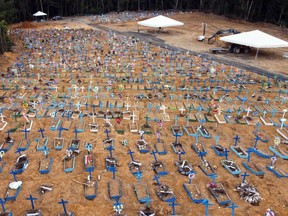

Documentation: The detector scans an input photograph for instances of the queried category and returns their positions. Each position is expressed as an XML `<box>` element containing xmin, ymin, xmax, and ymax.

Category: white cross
<box><xmin>161</xmin><ymin>105</ymin><xmax>167</xmax><ymax>114</ymax></box>
<box><xmin>53</xmin><ymin>85</ymin><xmax>58</xmax><ymax>92</ymax></box>
<box><xmin>125</xmin><ymin>101</ymin><xmax>130</xmax><ymax>111</ymax></box>
<box><xmin>130</xmin><ymin>112</ymin><xmax>137</xmax><ymax>124</ymax></box>
<box><xmin>104</xmin><ymin>115</ymin><xmax>112</xmax><ymax>127</ymax></box>
<box><xmin>0</xmin><ymin>113</ymin><xmax>5</xmax><ymax>122</ymax></box>
<box><xmin>179</xmin><ymin>106</ymin><xmax>186</xmax><ymax>114</ymax></box>
<box><xmin>75</xmin><ymin>101</ymin><xmax>81</xmax><ymax>111</ymax></box>
<box><xmin>281</xmin><ymin>118</ymin><xmax>286</xmax><ymax>130</ymax></box>
<box><xmin>90</xmin><ymin>113</ymin><xmax>96</xmax><ymax>123</ymax></box>
<box><xmin>74</xmin><ymin>85</ymin><xmax>79</xmax><ymax>92</ymax></box>
<box><xmin>80</xmin><ymin>85</ymin><xmax>85</xmax><ymax>93</ymax></box>
<box><xmin>246</xmin><ymin>107</ymin><xmax>252</xmax><ymax>116</ymax></box>
<box><xmin>282</xmin><ymin>109</ymin><xmax>287</xmax><ymax>119</ymax></box>
<box><xmin>31</xmin><ymin>101</ymin><xmax>37</xmax><ymax>109</ymax></box>
<box><xmin>263</xmin><ymin>110</ymin><xmax>267</xmax><ymax>118</ymax></box>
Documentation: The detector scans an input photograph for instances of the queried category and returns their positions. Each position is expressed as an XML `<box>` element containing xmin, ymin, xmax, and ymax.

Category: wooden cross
<box><xmin>127</xmin><ymin>149</ymin><xmax>135</xmax><ymax>162</ymax></box>
<box><xmin>58</xmin><ymin>199</ymin><xmax>69</xmax><ymax>215</ymax></box>
<box><xmin>38</xmin><ymin>128</ymin><xmax>45</xmax><ymax>138</ymax></box>
<box><xmin>153</xmin><ymin>175</ymin><xmax>161</xmax><ymax>186</ymax></box>
<box><xmin>202</xmin><ymin>199</ymin><xmax>213</xmax><ymax>216</ymax></box>
<box><xmin>22</xmin><ymin>128</ymin><xmax>29</xmax><ymax>140</ymax></box>
<box><xmin>228</xmin><ymin>202</ymin><xmax>239</xmax><ymax>216</ymax></box>
<box><xmin>241</xmin><ymin>172</ymin><xmax>249</xmax><ymax>185</ymax></box>
<box><xmin>168</xmin><ymin>198</ymin><xmax>180</xmax><ymax>216</ymax></box>
<box><xmin>233</xmin><ymin>135</ymin><xmax>240</xmax><ymax>146</ymax></box>
<box><xmin>26</xmin><ymin>194</ymin><xmax>38</xmax><ymax>211</ymax></box>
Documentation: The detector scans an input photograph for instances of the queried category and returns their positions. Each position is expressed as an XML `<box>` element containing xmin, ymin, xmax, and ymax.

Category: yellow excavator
<box><xmin>208</xmin><ymin>29</ymin><xmax>251</xmax><ymax>54</ymax></box>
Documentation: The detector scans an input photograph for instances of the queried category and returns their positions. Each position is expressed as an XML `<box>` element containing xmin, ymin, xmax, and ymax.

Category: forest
<box><xmin>0</xmin><ymin>0</ymin><xmax>287</xmax><ymax>26</ymax></box>
<box><xmin>0</xmin><ymin>0</ymin><xmax>287</xmax><ymax>53</ymax></box>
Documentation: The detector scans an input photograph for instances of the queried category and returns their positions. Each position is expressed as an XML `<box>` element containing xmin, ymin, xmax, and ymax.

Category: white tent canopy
<box><xmin>138</xmin><ymin>15</ymin><xmax>184</xmax><ymax>28</ymax></box>
<box><xmin>220</xmin><ymin>30</ymin><xmax>288</xmax><ymax>48</ymax></box>
<box><xmin>220</xmin><ymin>30</ymin><xmax>288</xmax><ymax>58</ymax></box>
<box><xmin>33</xmin><ymin>11</ymin><xmax>47</xmax><ymax>17</ymax></box>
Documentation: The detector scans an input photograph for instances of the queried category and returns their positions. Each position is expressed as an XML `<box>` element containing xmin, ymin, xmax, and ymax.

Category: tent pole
<box><xmin>255</xmin><ymin>48</ymin><xmax>259</xmax><ymax>60</ymax></box>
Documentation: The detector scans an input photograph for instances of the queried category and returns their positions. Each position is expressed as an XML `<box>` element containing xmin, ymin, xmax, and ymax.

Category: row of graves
<box><xmin>0</xmin><ymin>26</ymin><xmax>287</xmax><ymax>215</ymax></box>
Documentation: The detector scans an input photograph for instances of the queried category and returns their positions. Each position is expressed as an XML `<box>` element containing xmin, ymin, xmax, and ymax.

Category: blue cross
<box><xmin>22</xmin><ymin>128</ymin><xmax>29</xmax><ymax>140</ymax></box>
<box><xmin>168</xmin><ymin>198</ymin><xmax>180</xmax><ymax>216</ymax></box>
<box><xmin>151</xmin><ymin>150</ymin><xmax>158</xmax><ymax>162</ymax></box>
<box><xmin>73</xmin><ymin>128</ymin><xmax>81</xmax><ymax>139</ymax></box>
<box><xmin>254</xmin><ymin>135</ymin><xmax>261</xmax><ymax>149</ymax></box>
<box><xmin>233</xmin><ymin>135</ymin><xmax>240</xmax><ymax>146</ymax></box>
<box><xmin>199</xmin><ymin>118</ymin><xmax>206</xmax><ymax>126</ymax></box>
<box><xmin>241</xmin><ymin>172</ymin><xmax>249</xmax><ymax>184</ymax></box>
<box><xmin>246</xmin><ymin>148</ymin><xmax>253</xmax><ymax>162</ymax></box>
<box><xmin>198</xmin><ymin>151</ymin><xmax>205</xmax><ymax>161</ymax></box>
<box><xmin>153</xmin><ymin>175</ymin><xmax>161</xmax><ymax>186</ymax></box>
<box><xmin>174</xmin><ymin>132</ymin><xmax>180</xmax><ymax>143</ymax></box>
<box><xmin>38</xmin><ymin>128</ymin><xmax>45</xmax><ymax>138</ymax></box>
<box><xmin>228</xmin><ymin>202</ymin><xmax>239</xmax><ymax>216</ymax></box>
<box><xmin>109</xmin><ymin>103</ymin><xmax>113</xmax><ymax>111</ymax></box>
<box><xmin>67</xmin><ymin>111</ymin><xmax>72</xmax><ymax>120</ymax></box>
<box><xmin>106</xmin><ymin>145</ymin><xmax>114</xmax><ymax>158</ymax></box>
<box><xmin>85</xmin><ymin>143</ymin><xmax>92</xmax><ymax>153</ymax></box>
<box><xmin>58</xmin><ymin>126</ymin><xmax>68</xmax><ymax>137</ymax></box>
<box><xmin>85</xmin><ymin>102</ymin><xmax>89</xmax><ymax>110</ymax></box>
<box><xmin>136</xmin><ymin>170</ymin><xmax>142</xmax><ymax>183</ymax></box>
<box><xmin>26</xmin><ymin>194</ymin><xmax>38</xmax><ymax>210</ymax></box>
<box><xmin>58</xmin><ymin>199</ymin><xmax>68</xmax><ymax>215</ymax></box>
<box><xmin>143</xmin><ymin>197</ymin><xmax>152</xmax><ymax>208</ymax></box>
<box><xmin>127</xmin><ymin>149</ymin><xmax>135</xmax><ymax>161</ymax></box>
<box><xmin>99</xmin><ymin>101</ymin><xmax>103</xmax><ymax>111</ymax></box>
<box><xmin>105</xmin><ymin>128</ymin><xmax>110</xmax><ymax>139</ymax></box>
<box><xmin>224</xmin><ymin>148</ymin><xmax>229</xmax><ymax>160</ymax></box>
<box><xmin>241</xmin><ymin>96</ymin><xmax>247</xmax><ymax>105</ymax></box>
<box><xmin>202</xmin><ymin>199</ymin><xmax>213</xmax><ymax>216</ymax></box>
<box><xmin>42</xmin><ymin>146</ymin><xmax>50</xmax><ymax>158</ymax></box>
<box><xmin>224</xmin><ymin>87</ymin><xmax>230</xmax><ymax>94</ymax></box>
<box><xmin>79</xmin><ymin>113</ymin><xmax>83</xmax><ymax>123</ymax></box>
<box><xmin>214</xmin><ymin>134</ymin><xmax>219</xmax><ymax>145</ymax></box>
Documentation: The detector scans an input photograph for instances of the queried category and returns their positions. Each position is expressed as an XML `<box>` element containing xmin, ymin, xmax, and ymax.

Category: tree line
<box><xmin>0</xmin><ymin>0</ymin><xmax>286</xmax><ymax>26</ymax></box>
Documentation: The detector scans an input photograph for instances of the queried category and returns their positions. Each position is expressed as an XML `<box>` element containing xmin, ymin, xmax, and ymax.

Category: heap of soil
<box><xmin>12</xmin><ymin>21</ymin><xmax>38</xmax><ymax>29</ymax></box>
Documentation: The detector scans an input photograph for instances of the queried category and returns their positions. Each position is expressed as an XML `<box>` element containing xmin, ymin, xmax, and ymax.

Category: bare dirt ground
<box><xmin>0</xmin><ymin>12</ymin><xmax>287</xmax><ymax>216</ymax></box>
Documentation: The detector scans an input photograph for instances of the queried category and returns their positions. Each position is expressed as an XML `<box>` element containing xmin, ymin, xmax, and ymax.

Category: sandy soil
<box><xmin>0</xmin><ymin>12</ymin><xmax>287</xmax><ymax>216</ymax></box>
<box><xmin>100</xmin><ymin>12</ymin><xmax>288</xmax><ymax>77</ymax></box>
